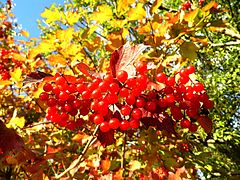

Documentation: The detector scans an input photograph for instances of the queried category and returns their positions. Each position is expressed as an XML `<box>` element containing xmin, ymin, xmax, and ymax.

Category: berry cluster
<box><xmin>39</xmin><ymin>63</ymin><xmax>213</xmax><ymax>134</ymax></box>
<box><xmin>181</xmin><ymin>1</ymin><xmax>192</xmax><ymax>10</ymax></box>
<box><xmin>0</xmin><ymin>48</ymin><xmax>22</xmax><ymax>80</ymax></box>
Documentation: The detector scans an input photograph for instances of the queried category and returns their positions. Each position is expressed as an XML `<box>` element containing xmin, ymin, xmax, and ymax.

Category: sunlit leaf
<box><xmin>20</xmin><ymin>30</ymin><xmax>29</xmax><ymax>37</ymax></box>
<box><xmin>110</xmin><ymin>41</ymin><xmax>148</xmax><ymax>77</ymax></box>
<box><xmin>150</xmin><ymin>0</ymin><xmax>163</xmax><ymax>14</ymax></box>
<box><xmin>0</xmin><ymin>80</ymin><xmax>12</xmax><ymax>86</ymax></box>
<box><xmin>48</xmin><ymin>54</ymin><xmax>66</xmax><ymax>66</ymax></box>
<box><xmin>129</xmin><ymin>160</ymin><xmax>141</xmax><ymax>171</ymax></box>
<box><xmin>128</xmin><ymin>3</ymin><xmax>146</xmax><ymax>21</ymax></box>
<box><xmin>202</xmin><ymin>1</ymin><xmax>218</xmax><ymax>12</ymax></box>
<box><xmin>7</xmin><ymin>116</ymin><xmax>25</xmax><ymax>129</ymax></box>
<box><xmin>184</xmin><ymin>8</ymin><xmax>199</xmax><ymax>23</ymax></box>
<box><xmin>40</xmin><ymin>4</ymin><xmax>62</xmax><ymax>24</ymax></box>
<box><xmin>117</xmin><ymin>0</ymin><xmax>135</xmax><ymax>15</ymax></box>
<box><xmin>91</xmin><ymin>5</ymin><xmax>113</xmax><ymax>23</ymax></box>
<box><xmin>10</xmin><ymin>67</ymin><xmax>22</xmax><ymax>82</ymax></box>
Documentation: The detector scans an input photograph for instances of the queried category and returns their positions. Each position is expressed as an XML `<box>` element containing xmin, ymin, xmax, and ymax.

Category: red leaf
<box><xmin>77</xmin><ymin>62</ymin><xmax>94</xmax><ymax>77</ymax></box>
<box><xmin>23</xmin><ymin>71</ymin><xmax>53</xmax><ymax>88</ymax></box>
<box><xmin>110</xmin><ymin>41</ymin><xmax>148</xmax><ymax>77</ymax></box>
<box><xmin>197</xmin><ymin>115</ymin><xmax>212</xmax><ymax>134</ymax></box>
<box><xmin>0</xmin><ymin>121</ymin><xmax>24</xmax><ymax>157</ymax></box>
<box><xmin>97</xmin><ymin>130</ymin><xmax>115</xmax><ymax>147</ymax></box>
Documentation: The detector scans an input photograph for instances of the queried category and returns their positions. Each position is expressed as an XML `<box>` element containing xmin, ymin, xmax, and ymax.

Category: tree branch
<box><xmin>211</xmin><ymin>41</ymin><xmax>240</xmax><ymax>47</ymax></box>
<box><xmin>55</xmin><ymin>125</ymin><xmax>99</xmax><ymax>179</ymax></box>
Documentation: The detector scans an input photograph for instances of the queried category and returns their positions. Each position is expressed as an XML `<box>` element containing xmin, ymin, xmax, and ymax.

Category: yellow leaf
<box><xmin>7</xmin><ymin>116</ymin><xmax>25</xmax><ymax>129</ymax></box>
<box><xmin>10</xmin><ymin>67</ymin><xmax>22</xmax><ymax>82</ymax></box>
<box><xmin>150</xmin><ymin>0</ymin><xmax>163</xmax><ymax>14</ymax></box>
<box><xmin>0</xmin><ymin>80</ymin><xmax>12</xmax><ymax>86</ymax></box>
<box><xmin>12</xmin><ymin>53</ymin><xmax>26</xmax><ymax>62</ymax></box>
<box><xmin>184</xmin><ymin>8</ymin><xmax>199</xmax><ymax>23</ymax></box>
<box><xmin>117</xmin><ymin>0</ymin><xmax>135</xmax><ymax>15</ymax></box>
<box><xmin>41</xmin><ymin>5</ymin><xmax>62</xmax><ymax>24</ymax></box>
<box><xmin>128</xmin><ymin>3</ymin><xmax>146</xmax><ymax>21</ymax></box>
<box><xmin>33</xmin><ymin>81</ymin><xmax>44</xmax><ymax>98</ymax></box>
<box><xmin>56</xmin><ymin>28</ymin><xmax>74</xmax><ymax>43</ymax></box>
<box><xmin>48</xmin><ymin>54</ymin><xmax>66</xmax><ymax>66</ymax></box>
<box><xmin>91</xmin><ymin>5</ymin><xmax>113</xmax><ymax>23</ymax></box>
<box><xmin>65</xmin><ymin>12</ymin><xmax>80</xmax><ymax>25</ymax></box>
<box><xmin>129</xmin><ymin>160</ymin><xmax>141</xmax><ymax>171</ymax></box>
<box><xmin>20</xmin><ymin>30</ymin><xmax>29</xmax><ymax>37</ymax></box>
<box><xmin>110</xmin><ymin>19</ymin><xmax>127</xmax><ymax>28</ymax></box>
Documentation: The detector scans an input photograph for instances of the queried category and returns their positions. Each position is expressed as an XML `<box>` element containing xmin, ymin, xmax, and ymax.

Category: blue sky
<box><xmin>13</xmin><ymin>0</ymin><xmax>64</xmax><ymax>38</ymax></box>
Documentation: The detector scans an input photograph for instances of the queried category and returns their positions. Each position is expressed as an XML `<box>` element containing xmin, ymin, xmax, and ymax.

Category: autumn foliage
<box><xmin>1</xmin><ymin>0</ymin><xmax>238</xmax><ymax>179</ymax></box>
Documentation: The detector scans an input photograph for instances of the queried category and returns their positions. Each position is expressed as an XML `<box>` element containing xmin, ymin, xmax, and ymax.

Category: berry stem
<box><xmin>55</xmin><ymin>125</ymin><xmax>99</xmax><ymax>179</ymax></box>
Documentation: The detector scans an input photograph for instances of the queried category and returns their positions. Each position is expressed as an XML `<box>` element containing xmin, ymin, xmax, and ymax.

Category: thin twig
<box><xmin>211</xmin><ymin>41</ymin><xmax>240</xmax><ymax>47</ymax></box>
<box><xmin>121</xmin><ymin>132</ymin><xmax>127</xmax><ymax>169</ymax></box>
<box><xmin>55</xmin><ymin>125</ymin><xmax>99</xmax><ymax>179</ymax></box>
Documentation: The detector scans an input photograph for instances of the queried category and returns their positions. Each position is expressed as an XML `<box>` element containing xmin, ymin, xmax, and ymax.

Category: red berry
<box><xmin>165</xmin><ymin>77</ymin><xmax>175</xmax><ymax>86</ymax></box>
<box><xmin>156</xmin><ymin>72</ymin><xmax>167</xmax><ymax>83</ymax></box>
<box><xmin>104</xmin><ymin>74</ymin><xmax>113</xmax><ymax>83</ymax></box>
<box><xmin>136</xmin><ymin>61</ymin><xmax>147</xmax><ymax>74</ymax></box>
<box><xmin>120</xmin><ymin>120</ymin><xmax>130</xmax><ymax>131</ymax></box>
<box><xmin>180</xmin><ymin>119</ymin><xmax>191</xmax><ymax>128</ymax></box>
<box><xmin>165</xmin><ymin>94</ymin><xmax>175</xmax><ymax>104</ymax></box>
<box><xmin>56</xmin><ymin>76</ymin><xmax>66</xmax><ymax>85</ymax></box>
<box><xmin>126</xmin><ymin>78</ymin><xmax>136</xmax><ymax>88</ymax></box>
<box><xmin>131</xmin><ymin>108</ymin><xmax>142</xmax><ymax>120</ymax></box>
<box><xmin>93</xmin><ymin>114</ymin><xmax>104</xmax><ymax>124</ymax></box>
<box><xmin>109</xmin><ymin>82</ymin><xmax>120</xmax><ymax>93</ymax></box>
<box><xmin>82</xmin><ymin>90</ymin><xmax>91</xmax><ymax>99</ymax></box>
<box><xmin>109</xmin><ymin>118</ymin><xmax>120</xmax><ymax>129</ymax></box>
<box><xmin>47</xmin><ymin>98</ymin><xmax>57</xmax><ymax>107</ymax></box>
<box><xmin>193</xmin><ymin>82</ymin><xmax>204</xmax><ymax>92</ymax></box>
<box><xmin>43</xmin><ymin>83</ymin><xmax>53</xmax><ymax>92</ymax></box>
<box><xmin>91</xmin><ymin>89</ymin><xmax>102</xmax><ymax>99</ymax></box>
<box><xmin>116</xmin><ymin>70</ymin><xmax>128</xmax><ymax>83</ymax></box>
<box><xmin>136</xmin><ymin>97</ymin><xmax>146</xmax><ymax>108</ymax></box>
<box><xmin>59</xmin><ymin>91</ymin><xmax>70</xmax><ymax>101</ymax></box>
<box><xmin>119</xmin><ymin>88</ymin><xmax>129</xmax><ymax>98</ymax></box>
<box><xmin>100</xmin><ymin>121</ymin><xmax>110</xmax><ymax>132</ymax></box>
<box><xmin>185</xmin><ymin>65</ymin><xmax>195</xmax><ymax>74</ymax></box>
<box><xmin>76</xmin><ymin>83</ymin><xmax>86</xmax><ymax>93</ymax></box>
<box><xmin>189</xmin><ymin>123</ymin><xmax>198</xmax><ymax>132</ymax></box>
<box><xmin>179</xmin><ymin>76</ymin><xmax>189</xmax><ymax>84</ymax></box>
<box><xmin>146</xmin><ymin>101</ymin><xmax>157</xmax><ymax>112</ymax></box>
<box><xmin>203</xmin><ymin>100</ymin><xmax>214</xmax><ymax>109</ymax></box>
<box><xmin>39</xmin><ymin>92</ymin><xmax>49</xmax><ymax>101</ymax></box>
<box><xmin>106</xmin><ymin>93</ymin><xmax>118</xmax><ymax>104</ymax></box>
<box><xmin>120</xmin><ymin>105</ymin><xmax>131</xmax><ymax>116</ymax></box>
<box><xmin>98</xmin><ymin>81</ymin><xmax>109</xmax><ymax>92</ymax></box>
<box><xmin>126</xmin><ymin>94</ymin><xmax>136</xmax><ymax>105</ymax></box>
<box><xmin>130</xmin><ymin>119</ymin><xmax>140</xmax><ymax>129</ymax></box>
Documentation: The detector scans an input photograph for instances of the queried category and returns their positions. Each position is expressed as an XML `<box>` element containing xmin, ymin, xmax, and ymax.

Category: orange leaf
<box><xmin>48</xmin><ymin>54</ymin><xmax>66</xmax><ymax>66</ymax></box>
<box><xmin>202</xmin><ymin>1</ymin><xmax>218</xmax><ymax>12</ymax></box>
<box><xmin>101</xmin><ymin>158</ymin><xmax>111</xmax><ymax>171</ymax></box>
